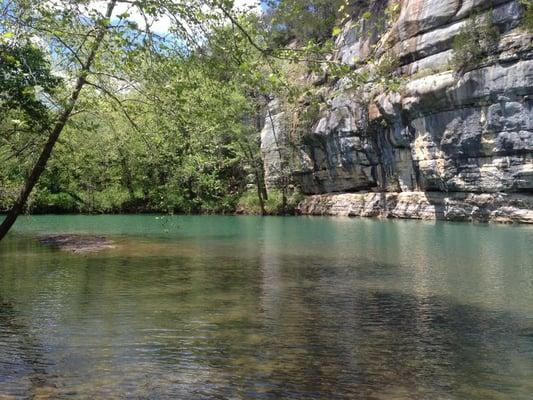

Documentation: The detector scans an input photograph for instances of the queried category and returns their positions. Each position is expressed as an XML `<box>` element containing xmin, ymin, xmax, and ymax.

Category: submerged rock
<box><xmin>39</xmin><ymin>234</ymin><xmax>115</xmax><ymax>253</ymax></box>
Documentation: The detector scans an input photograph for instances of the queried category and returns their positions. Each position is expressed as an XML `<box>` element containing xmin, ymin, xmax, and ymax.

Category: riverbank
<box><xmin>3</xmin><ymin>191</ymin><xmax>532</xmax><ymax>224</ymax></box>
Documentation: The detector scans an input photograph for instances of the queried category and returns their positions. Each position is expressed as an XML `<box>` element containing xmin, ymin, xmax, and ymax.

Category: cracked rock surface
<box><xmin>261</xmin><ymin>0</ymin><xmax>533</xmax><ymax>222</ymax></box>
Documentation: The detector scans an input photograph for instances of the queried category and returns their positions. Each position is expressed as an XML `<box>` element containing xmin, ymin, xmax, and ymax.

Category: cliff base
<box><xmin>298</xmin><ymin>192</ymin><xmax>533</xmax><ymax>223</ymax></box>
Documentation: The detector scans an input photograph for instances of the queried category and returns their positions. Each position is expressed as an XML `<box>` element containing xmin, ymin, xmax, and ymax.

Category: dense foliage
<box><xmin>0</xmin><ymin>41</ymin><xmax>62</xmax><ymax>210</ymax></box>
<box><xmin>520</xmin><ymin>0</ymin><xmax>533</xmax><ymax>32</ymax></box>
<box><xmin>262</xmin><ymin>0</ymin><xmax>345</xmax><ymax>46</ymax></box>
<box><xmin>27</xmin><ymin>50</ymin><xmax>261</xmax><ymax>214</ymax></box>
<box><xmin>0</xmin><ymin>0</ymin><xmax>276</xmax><ymax>215</ymax></box>
<box><xmin>0</xmin><ymin>0</ymin><xmax>362</xmax><ymax>222</ymax></box>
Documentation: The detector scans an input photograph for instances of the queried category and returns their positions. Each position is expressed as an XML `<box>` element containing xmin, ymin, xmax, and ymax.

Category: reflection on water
<box><xmin>0</xmin><ymin>216</ymin><xmax>532</xmax><ymax>399</ymax></box>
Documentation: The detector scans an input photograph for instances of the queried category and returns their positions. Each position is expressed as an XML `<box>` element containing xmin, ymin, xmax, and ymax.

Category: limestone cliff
<box><xmin>261</xmin><ymin>0</ymin><xmax>533</xmax><ymax>223</ymax></box>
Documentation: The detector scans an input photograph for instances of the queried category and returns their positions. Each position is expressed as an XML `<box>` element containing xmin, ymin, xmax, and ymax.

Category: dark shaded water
<box><xmin>0</xmin><ymin>215</ymin><xmax>532</xmax><ymax>399</ymax></box>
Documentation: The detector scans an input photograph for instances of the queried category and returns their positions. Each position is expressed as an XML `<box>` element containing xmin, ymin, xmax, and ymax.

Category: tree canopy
<box><xmin>0</xmin><ymin>0</ymin><xmax>351</xmax><ymax>238</ymax></box>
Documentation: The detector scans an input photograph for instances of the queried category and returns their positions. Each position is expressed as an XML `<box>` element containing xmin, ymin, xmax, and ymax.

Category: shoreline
<box><xmin>297</xmin><ymin>191</ymin><xmax>533</xmax><ymax>224</ymax></box>
<box><xmin>3</xmin><ymin>190</ymin><xmax>533</xmax><ymax>224</ymax></box>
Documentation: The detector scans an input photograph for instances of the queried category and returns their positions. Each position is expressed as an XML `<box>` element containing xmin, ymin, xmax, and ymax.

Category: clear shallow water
<box><xmin>0</xmin><ymin>215</ymin><xmax>532</xmax><ymax>399</ymax></box>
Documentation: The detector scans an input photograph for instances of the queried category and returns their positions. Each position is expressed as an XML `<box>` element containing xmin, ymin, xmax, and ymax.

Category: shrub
<box><xmin>237</xmin><ymin>190</ymin><xmax>264</xmax><ymax>214</ymax></box>
<box><xmin>451</xmin><ymin>13</ymin><xmax>500</xmax><ymax>72</ymax></box>
<box><xmin>31</xmin><ymin>191</ymin><xmax>79</xmax><ymax>213</ymax></box>
<box><xmin>90</xmin><ymin>187</ymin><xmax>131</xmax><ymax>213</ymax></box>
<box><xmin>264</xmin><ymin>189</ymin><xmax>285</xmax><ymax>214</ymax></box>
<box><xmin>237</xmin><ymin>189</ymin><xmax>303</xmax><ymax>215</ymax></box>
<box><xmin>385</xmin><ymin>1</ymin><xmax>401</xmax><ymax>26</ymax></box>
<box><xmin>0</xmin><ymin>184</ymin><xmax>19</xmax><ymax>212</ymax></box>
<box><xmin>237</xmin><ymin>190</ymin><xmax>284</xmax><ymax>214</ymax></box>
<box><xmin>520</xmin><ymin>0</ymin><xmax>533</xmax><ymax>31</ymax></box>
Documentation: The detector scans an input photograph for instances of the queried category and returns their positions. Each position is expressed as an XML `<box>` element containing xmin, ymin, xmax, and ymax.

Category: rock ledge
<box><xmin>298</xmin><ymin>192</ymin><xmax>533</xmax><ymax>223</ymax></box>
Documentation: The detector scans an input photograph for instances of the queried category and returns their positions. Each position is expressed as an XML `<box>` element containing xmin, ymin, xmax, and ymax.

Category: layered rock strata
<box><xmin>261</xmin><ymin>0</ymin><xmax>533</xmax><ymax>223</ymax></box>
<box><xmin>298</xmin><ymin>192</ymin><xmax>532</xmax><ymax>223</ymax></box>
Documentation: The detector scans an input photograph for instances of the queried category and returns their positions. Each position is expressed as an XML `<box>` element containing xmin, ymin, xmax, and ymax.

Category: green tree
<box><xmin>262</xmin><ymin>0</ymin><xmax>345</xmax><ymax>46</ymax></box>
<box><xmin>0</xmin><ymin>41</ymin><xmax>62</xmax><ymax>210</ymax></box>
<box><xmin>0</xmin><ymin>0</ymin><xmax>257</xmax><ymax>239</ymax></box>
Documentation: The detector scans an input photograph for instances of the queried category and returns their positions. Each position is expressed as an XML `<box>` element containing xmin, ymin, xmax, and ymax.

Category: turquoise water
<box><xmin>0</xmin><ymin>215</ymin><xmax>532</xmax><ymax>399</ymax></box>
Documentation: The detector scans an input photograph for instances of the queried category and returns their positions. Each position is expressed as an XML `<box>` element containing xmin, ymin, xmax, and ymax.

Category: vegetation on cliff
<box><xmin>451</xmin><ymin>12</ymin><xmax>500</xmax><ymax>72</ymax></box>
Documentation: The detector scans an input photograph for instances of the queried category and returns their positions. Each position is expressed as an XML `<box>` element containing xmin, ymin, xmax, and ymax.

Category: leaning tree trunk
<box><xmin>0</xmin><ymin>0</ymin><xmax>117</xmax><ymax>242</ymax></box>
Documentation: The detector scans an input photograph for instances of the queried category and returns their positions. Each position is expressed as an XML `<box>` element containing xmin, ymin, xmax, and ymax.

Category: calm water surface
<box><xmin>0</xmin><ymin>215</ymin><xmax>532</xmax><ymax>399</ymax></box>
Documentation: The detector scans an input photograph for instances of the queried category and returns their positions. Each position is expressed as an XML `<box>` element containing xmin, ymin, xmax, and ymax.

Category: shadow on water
<box><xmin>0</xmin><ymin>255</ymin><xmax>531</xmax><ymax>398</ymax></box>
<box><xmin>252</xmin><ymin>255</ymin><xmax>533</xmax><ymax>399</ymax></box>
<box><xmin>0</xmin><ymin>300</ymin><xmax>59</xmax><ymax>398</ymax></box>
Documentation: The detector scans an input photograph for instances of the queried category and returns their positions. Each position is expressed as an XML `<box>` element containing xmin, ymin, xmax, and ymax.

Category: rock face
<box><xmin>298</xmin><ymin>192</ymin><xmax>533</xmax><ymax>223</ymax></box>
<box><xmin>261</xmin><ymin>0</ymin><xmax>533</xmax><ymax>223</ymax></box>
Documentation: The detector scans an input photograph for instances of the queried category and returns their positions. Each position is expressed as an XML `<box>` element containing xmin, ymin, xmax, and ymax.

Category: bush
<box><xmin>237</xmin><ymin>189</ymin><xmax>304</xmax><ymax>215</ymax></box>
<box><xmin>0</xmin><ymin>183</ymin><xmax>19</xmax><ymax>212</ymax></box>
<box><xmin>264</xmin><ymin>0</ymin><xmax>344</xmax><ymax>46</ymax></box>
<box><xmin>237</xmin><ymin>190</ymin><xmax>260</xmax><ymax>214</ymax></box>
<box><xmin>520</xmin><ymin>0</ymin><xmax>533</xmax><ymax>31</ymax></box>
<box><xmin>31</xmin><ymin>192</ymin><xmax>79</xmax><ymax>213</ymax></box>
<box><xmin>90</xmin><ymin>187</ymin><xmax>131</xmax><ymax>213</ymax></box>
<box><xmin>451</xmin><ymin>13</ymin><xmax>500</xmax><ymax>72</ymax></box>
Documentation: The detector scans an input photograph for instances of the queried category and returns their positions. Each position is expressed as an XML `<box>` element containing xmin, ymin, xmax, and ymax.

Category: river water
<box><xmin>0</xmin><ymin>215</ymin><xmax>532</xmax><ymax>399</ymax></box>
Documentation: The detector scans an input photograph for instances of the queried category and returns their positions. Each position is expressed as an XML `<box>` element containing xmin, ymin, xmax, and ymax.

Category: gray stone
<box><xmin>297</xmin><ymin>192</ymin><xmax>533</xmax><ymax>223</ymax></box>
<box><xmin>260</xmin><ymin>0</ymin><xmax>533</xmax><ymax>223</ymax></box>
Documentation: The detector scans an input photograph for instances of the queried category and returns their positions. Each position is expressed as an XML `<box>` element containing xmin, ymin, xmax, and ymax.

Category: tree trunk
<box><xmin>253</xmin><ymin>157</ymin><xmax>267</xmax><ymax>216</ymax></box>
<box><xmin>0</xmin><ymin>0</ymin><xmax>117</xmax><ymax>241</ymax></box>
<box><xmin>256</xmin><ymin>157</ymin><xmax>268</xmax><ymax>201</ymax></box>
<box><xmin>255</xmin><ymin>179</ymin><xmax>266</xmax><ymax>216</ymax></box>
